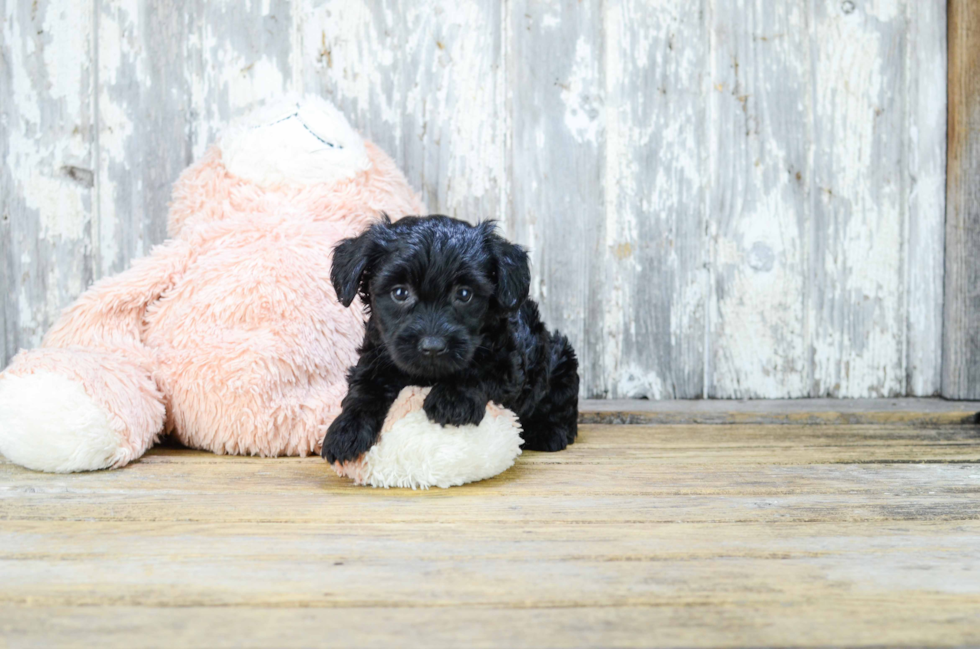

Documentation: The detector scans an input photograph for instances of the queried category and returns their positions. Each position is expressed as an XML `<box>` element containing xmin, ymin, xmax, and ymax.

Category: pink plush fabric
<box><xmin>2</xmin><ymin>141</ymin><xmax>423</xmax><ymax>466</ymax></box>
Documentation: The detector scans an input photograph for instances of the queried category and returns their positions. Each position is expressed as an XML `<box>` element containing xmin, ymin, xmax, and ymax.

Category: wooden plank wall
<box><xmin>0</xmin><ymin>0</ymin><xmax>950</xmax><ymax>400</ymax></box>
<box><xmin>944</xmin><ymin>0</ymin><xmax>980</xmax><ymax>400</ymax></box>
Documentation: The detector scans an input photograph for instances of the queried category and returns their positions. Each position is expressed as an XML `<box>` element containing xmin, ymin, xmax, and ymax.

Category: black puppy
<box><xmin>322</xmin><ymin>214</ymin><xmax>579</xmax><ymax>465</ymax></box>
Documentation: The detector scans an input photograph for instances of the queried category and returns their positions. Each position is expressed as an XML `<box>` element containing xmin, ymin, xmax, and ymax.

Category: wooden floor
<box><xmin>2</xmin><ymin>406</ymin><xmax>980</xmax><ymax>648</ymax></box>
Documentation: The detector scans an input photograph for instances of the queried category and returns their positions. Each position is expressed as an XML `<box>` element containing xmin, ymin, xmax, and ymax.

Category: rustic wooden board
<box><xmin>944</xmin><ymin>0</ymin><xmax>980</xmax><ymax>400</ymax></box>
<box><xmin>707</xmin><ymin>0</ymin><xmax>809</xmax><ymax>398</ymax></box>
<box><xmin>579</xmin><ymin>397</ymin><xmax>980</xmax><ymax>426</ymax></box>
<box><xmin>1</xmin><ymin>421</ymin><xmax>979</xmax><ymax>647</ymax></box>
<box><xmin>2</xmin><ymin>519</ymin><xmax>980</xmax><ymax>608</ymax></box>
<box><xmin>906</xmin><ymin>0</ymin><xmax>947</xmax><ymax>397</ymax></box>
<box><xmin>298</xmin><ymin>0</ymin><xmax>506</xmax><ymax>224</ymax></box>
<box><xmin>506</xmin><ymin>0</ymin><xmax>606</xmax><ymax>396</ymax></box>
<box><xmin>95</xmin><ymin>0</ymin><xmax>188</xmax><ymax>276</ymax></box>
<box><xmin>599</xmin><ymin>0</ymin><xmax>707</xmax><ymax>399</ymax></box>
<box><xmin>1</xmin><ymin>0</ymin><xmax>96</xmax><ymax>367</ymax></box>
<box><xmin>1</xmin><ymin>602</ymin><xmax>978</xmax><ymax>649</ymax></box>
<box><xmin>809</xmin><ymin>0</ymin><xmax>908</xmax><ymax>397</ymax></box>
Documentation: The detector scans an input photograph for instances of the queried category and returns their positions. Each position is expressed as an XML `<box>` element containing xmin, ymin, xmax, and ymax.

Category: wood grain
<box><xmin>95</xmin><ymin>0</ymin><xmax>192</xmax><ymax>276</ymax></box>
<box><xmin>600</xmin><ymin>0</ymin><xmax>707</xmax><ymax>399</ymax></box>
<box><xmin>944</xmin><ymin>0</ymin><xmax>980</xmax><ymax>399</ymax></box>
<box><xmin>507</xmin><ymin>0</ymin><xmax>605</xmax><ymax>396</ymax></box>
<box><xmin>1</xmin><ymin>420</ymin><xmax>979</xmax><ymax>647</ymax></box>
<box><xmin>1</xmin><ymin>603</ymin><xmax>978</xmax><ymax>649</ymax></box>
<box><xmin>707</xmin><ymin>0</ymin><xmax>809</xmax><ymax>398</ymax></box>
<box><xmin>299</xmin><ymin>0</ymin><xmax>506</xmax><ymax>224</ymax></box>
<box><xmin>809</xmin><ymin>0</ymin><xmax>908</xmax><ymax>397</ymax></box>
<box><xmin>906</xmin><ymin>0</ymin><xmax>947</xmax><ymax>397</ymax></box>
<box><xmin>1</xmin><ymin>0</ymin><xmax>96</xmax><ymax>366</ymax></box>
<box><xmin>579</xmin><ymin>397</ymin><xmax>980</xmax><ymax>426</ymax></box>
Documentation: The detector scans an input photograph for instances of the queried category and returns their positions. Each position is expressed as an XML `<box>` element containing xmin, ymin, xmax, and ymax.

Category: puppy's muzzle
<box><xmin>418</xmin><ymin>336</ymin><xmax>448</xmax><ymax>356</ymax></box>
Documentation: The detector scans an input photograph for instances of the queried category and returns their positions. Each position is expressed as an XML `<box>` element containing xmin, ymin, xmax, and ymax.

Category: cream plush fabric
<box><xmin>334</xmin><ymin>387</ymin><xmax>523</xmax><ymax>489</ymax></box>
<box><xmin>0</xmin><ymin>96</ymin><xmax>523</xmax><ymax>486</ymax></box>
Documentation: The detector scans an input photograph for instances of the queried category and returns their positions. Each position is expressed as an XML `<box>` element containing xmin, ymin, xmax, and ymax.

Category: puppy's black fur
<box><xmin>322</xmin><ymin>215</ymin><xmax>579</xmax><ymax>465</ymax></box>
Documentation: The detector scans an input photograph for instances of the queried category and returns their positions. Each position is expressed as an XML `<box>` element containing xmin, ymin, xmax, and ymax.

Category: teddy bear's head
<box><xmin>168</xmin><ymin>95</ymin><xmax>424</xmax><ymax>237</ymax></box>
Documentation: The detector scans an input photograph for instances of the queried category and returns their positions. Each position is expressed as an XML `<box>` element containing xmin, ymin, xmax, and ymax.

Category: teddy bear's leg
<box><xmin>0</xmin><ymin>239</ymin><xmax>190</xmax><ymax>473</ymax></box>
<box><xmin>0</xmin><ymin>347</ymin><xmax>165</xmax><ymax>473</ymax></box>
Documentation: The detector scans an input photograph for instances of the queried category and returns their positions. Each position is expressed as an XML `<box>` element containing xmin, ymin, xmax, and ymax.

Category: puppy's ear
<box><xmin>330</xmin><ymin>237</ymin><xmax>370</xmax><ymax>308</ymax></box>
<box><xmin>331</xmin><ymin>216</ymin><xmax>392</xmax><ymax>307</ymax></box>
<box><xmin>480</xmin><ymin>221</ymin><xmax>530</xmax><ymax>311</ymax></box>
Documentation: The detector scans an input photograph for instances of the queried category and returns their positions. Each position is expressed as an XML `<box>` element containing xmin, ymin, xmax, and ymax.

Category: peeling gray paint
<box><xmin>301</xmin><ymin>0</ymin><xmax>505</xmax><ymax>225</ymax></box>
<box><xmin>0</xmin><ymin>0</ymin><xmax>950</xmax><ymax>399</ymax></box>
<box><xmin>2</xmin><ymin>0</ymin><xmax>96</xmax><ymax>364</ymax></box>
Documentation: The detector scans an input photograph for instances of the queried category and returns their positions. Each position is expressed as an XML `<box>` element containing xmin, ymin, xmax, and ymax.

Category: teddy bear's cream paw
<box><xmin>0</xmin><ymin>372</ymin><xmax>124</xmax><ymax>473</ymax></box>
<box><xmin>334</xmin><ymin>386</ymin><xmax>524</xmax><ymax>489</ymax></box>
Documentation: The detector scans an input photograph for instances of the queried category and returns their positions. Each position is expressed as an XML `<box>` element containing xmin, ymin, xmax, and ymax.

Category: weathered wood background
<box><xmin>944</xmin><ymin>0</ymin><xmax>980</xmax><ymax>400</ymax></box>
<box><xmin>0</xmin><ymin>0</ymin><xmax>951</xmax><ymax>399</ymax></box>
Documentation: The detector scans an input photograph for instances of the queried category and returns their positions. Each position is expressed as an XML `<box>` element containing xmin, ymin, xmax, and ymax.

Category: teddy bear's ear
<box><xmin>331</xmin><ymin>216</ymin><xmax>393</xmax><ymax>307</ymax></box>
<box><xmin>479</xmin><ymin>221</ymin><xmax>530</xmax><ymax>312</ymax></box>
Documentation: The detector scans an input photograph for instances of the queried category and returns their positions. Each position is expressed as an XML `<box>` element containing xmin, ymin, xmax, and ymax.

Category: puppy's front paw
<box><xmin>322</xmin><ymin>413</ymin><xmax>380</xmax><ymax>464</ymax></box>
<box><xmin>423</xmin><ymin>384</ymin><xmax>486</xmax><ymax>427</ymax></box>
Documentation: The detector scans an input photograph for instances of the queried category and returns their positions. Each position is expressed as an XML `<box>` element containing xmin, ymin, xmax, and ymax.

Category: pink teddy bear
<box><xmin>0</xmin><ymin>96</ymin><xmax>421</xmax><ymax>472</ymax></box>
<box><xmin>0</xmin><ymin>97</ymin><xmax>524</xmax><ymax>488</ymax></box>
<box><xmin>0</xmin><ymin>96</ymin><xmax>524</xmax><ymax>488</ymax></box>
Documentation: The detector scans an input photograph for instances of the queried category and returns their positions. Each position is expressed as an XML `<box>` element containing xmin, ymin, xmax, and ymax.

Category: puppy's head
<box><xmin>331</xmin><ymin>215</ymin><xmax>530</xmax><ymax>378</ymax></box>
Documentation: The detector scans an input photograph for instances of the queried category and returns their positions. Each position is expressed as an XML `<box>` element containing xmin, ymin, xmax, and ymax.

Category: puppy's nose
<box><xmin>418</xmin><ymin>336</ymin><xmax>448</xmax><ymax>356</ymax></box>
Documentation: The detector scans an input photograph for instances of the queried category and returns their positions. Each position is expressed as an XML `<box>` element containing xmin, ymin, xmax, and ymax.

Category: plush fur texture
<box><xmin>333</xmin><ymin>386</ymin><xmax>523</xmax><ymax>489</ymax></box>
<box><xmin>323</xmin><ymin>215</ymin><xmax>580</xmax><ymax>466</ymax></box>
<box><xmin>0</xmin><ymin>96</ymin><xmax>425</xmax><ymax>472</ymax></box>
<box><xmin>220</xmin><ymin>95</ymin><xmax>371</xmax><ymax>187</ymax></box>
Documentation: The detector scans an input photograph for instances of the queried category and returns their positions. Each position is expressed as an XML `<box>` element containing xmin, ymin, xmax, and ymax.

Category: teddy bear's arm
<box><xmin>44</xmin><ymin>238</ymin><xmax>193</xmax><ymax>356</ymax></box>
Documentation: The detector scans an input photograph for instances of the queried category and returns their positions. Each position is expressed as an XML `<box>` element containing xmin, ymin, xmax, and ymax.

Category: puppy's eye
<box><xmin>456</xmin><ymin>287</ymin><xmax>473</xmax><ymax>303</ymax></box>
<box><xmin>391</xmin><ymin>286</ymin><xmax>411</xmax><ymax>302</ymax></box>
